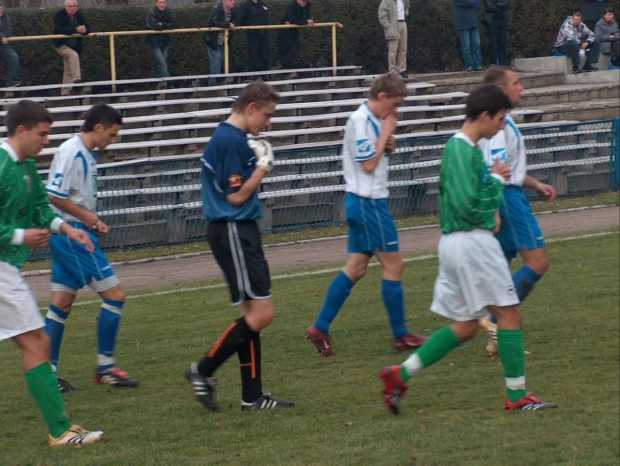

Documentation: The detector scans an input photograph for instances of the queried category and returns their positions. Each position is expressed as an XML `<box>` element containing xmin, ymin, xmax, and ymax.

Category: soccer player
<box><xmin>185</xmin><ymin>81</ymin><xmax>294</xmax><ymax>412</ymax></box>
<box><xmin>0</xmin><ymin>100</ymin><xmax>104</xmax><ymax>446</ymax></box>
<box><xmin>379</xmin><ymin>84</ymin><xmax>558</xmax><ymax>413</ymax></box>
<box><xmin>304</xmin><ymin>73</ymin><xmax>426</xmax><ymax>357</ymax></box>
<box><xmin>478</xmin><ymin>67</ymin><xmax>557</xmax><ymax>358</ymax></box>
<box><xmin>44</xmin><ymin>104</ymin><xmax>138</xmax><ymax>392</ymax></box>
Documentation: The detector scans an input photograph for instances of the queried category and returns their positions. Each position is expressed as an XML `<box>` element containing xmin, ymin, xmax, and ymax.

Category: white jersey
<box><xmin>46</xmin><ymin>135</ymin><xmax>97</xmax><ymax>223</ymax></box>
<box><xmin>342</xmin><ymin>102</ymin><xmax>389</xmax><ymax>199</ymax></box>
<box><xmin>479</xmin><ymin>112</ymin><xmax>526</xmax><ymax>186</ymax></box>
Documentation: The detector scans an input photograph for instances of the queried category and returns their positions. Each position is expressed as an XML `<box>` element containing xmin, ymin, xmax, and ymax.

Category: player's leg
<box><xmin>514</xmin><ymin>246</ymin><xmax>548</xmax><ymax>301</ymax></box>
<box><xmin>491</xmin><ymin>304</ymin><xmax>557</xmax><ymax>410</ymax></box>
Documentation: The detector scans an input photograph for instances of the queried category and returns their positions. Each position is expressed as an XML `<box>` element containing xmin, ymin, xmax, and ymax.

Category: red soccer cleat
<box><xmin>505</xmin><ymin>392</ymin><xmax>558</xmax><ymax>411</ymax></box>
<box><xmin>379</xmin><ymin>365</ymin><xmax>408</xmax><ymax>414</ymax></box>
<box><xmin>393</xmin><ymin>332</ymin><xmax>428</xmax><ymax>352</ymax></box>
<box><xmin>305</xmin><ymin>325</ymin><xmax>335</xmax><ymax>357</ymax></box>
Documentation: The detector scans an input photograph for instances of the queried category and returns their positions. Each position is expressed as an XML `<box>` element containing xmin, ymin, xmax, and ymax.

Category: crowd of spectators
<box><xmin>0</xmin><ymin>0</ymin><xmax>618</xmax><ymax>91</ymax></box>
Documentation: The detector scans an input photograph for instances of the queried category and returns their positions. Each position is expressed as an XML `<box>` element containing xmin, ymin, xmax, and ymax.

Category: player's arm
<box><xmin>523</xmin><ymin>175</ymin><xmax>556</xmax><ymax>202</ymax></box>
<box><xmin>226</xmin><ymin>167</ymin><xmax>268</xmax><ymax>206</ymax></box>
<box><xmin>48</xmin><ymin>194</ymin><xmax>108</xmax><ymax>233</ymax></box>
<box><xmin>358</xmin><ymin>115</ymin><xmax>397</xmax><ymax>174</ymax></box>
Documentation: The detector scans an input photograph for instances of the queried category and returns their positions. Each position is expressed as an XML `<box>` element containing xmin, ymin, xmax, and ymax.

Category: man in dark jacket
<box><xmin>483</xmin><ymin>0</ymin><xmax>510</xmax><ymax>67</ymax></box>
<box><xmin>239</xmin><ymin>0</ymin><xmax>270</xmax><ymax>73</ymax></box>
<box><xmin>146</xmin><ymin>0</ymin><xmax>174</xmax><ymax>79</ymax></box>
<box><xmin>206</xmin><ymin>0</ymin><xmax>238</xmax><ymax>85</ymax></box>
<box><xmin>0</xmin><ymin>2</ymin><xmax>20</xmax><ymax>87</ymax></box>
<box><xmin>582</xmin><ymin>0</ymin><xmax>609</xmax><ymax>32</ymax></box>
<box><xmin>452</xmin><ymin>0</ymin><xmax>482</xmax><ymax>71</ymax></box>
<box><xmin>278</xmin><ymin>0</ymin><xmax>314</xmax><ymax>69</ymax></box>
<box><xmin>53</xmin><ymin>0</ymin><xmax>89</xmax><ymax>96</ymax></box>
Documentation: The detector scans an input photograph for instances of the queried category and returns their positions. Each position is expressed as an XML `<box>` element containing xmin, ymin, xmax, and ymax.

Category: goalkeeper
<box><xmin>186</xmin><ymin>81</ymin><xmax>294</xmax><ymax>412</ymax></box>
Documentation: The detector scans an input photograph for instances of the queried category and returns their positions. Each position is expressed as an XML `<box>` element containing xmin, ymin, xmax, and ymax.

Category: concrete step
<box><xmin>416</xmin><ymin>71</ymin><xmax>565</xmax><ymax>94</ymax></box>
<box><xmin>527</xmin><ymin>98</ymin><xmax>620</xmax><ymax>122</ymax></box>
<box><xmin>521</xmin><ymin>83</ymin><xmax>620</xmax><ymax>106</ymax></box>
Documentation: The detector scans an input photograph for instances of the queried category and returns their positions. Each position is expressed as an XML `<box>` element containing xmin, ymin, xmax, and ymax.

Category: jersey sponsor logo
<box><xmin>51</xmin><ymin>173</ymin><xmax>64</xmax><ymax>188</ymax></box>
<box><xmin>490</xmin><ymin>148</ymin><xmax>507</xmax><ymax>163</ymax></box>
<box><xmin>356</xmin><ymin>138</ymin><xmax>372</xmax><ymax>155</ymax></box>
<box><xmin>228</xmin><ymin>174</ymin><xmax>242</xmax><ymax>188</ymax></box>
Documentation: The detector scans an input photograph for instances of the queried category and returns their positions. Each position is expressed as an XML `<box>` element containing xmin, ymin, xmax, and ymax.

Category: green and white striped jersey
<box><xmin>438</xmin><ymin>132</ymin><xmax>505</xmax><ymax>234</ymax></box>
<box><xmin>0</xmin><ymin>143</ymin><xmax>61</xmax><ymax>268</ymax></box>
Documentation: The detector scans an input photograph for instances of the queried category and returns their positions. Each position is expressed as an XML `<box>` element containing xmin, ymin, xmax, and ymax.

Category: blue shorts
<box><xmin>50</xmin><ymin>223</ymin><xmax>119</xmax><ymax>294</ymax></box>
<box><xmin>496</xmin><ymin>187</ymin><xmax>545</xmax><ymax>259</ymax></box>
<box><xmin>345</xmin><ymin>193</ymin><xmax>399</xmax><ymax>254</ymax></box>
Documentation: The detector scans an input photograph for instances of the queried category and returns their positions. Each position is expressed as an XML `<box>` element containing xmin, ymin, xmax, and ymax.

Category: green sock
<box><xmin>25</xmin><ymin>362</ymin><xmax>72</xmax><ymax>438</ymax></box>
<box><xmin>497</xmin><ymin>329</ymin><xmax>527</xmax><ymax>402</ymax></box>
<box><xmin>400</xmin><ymin>326</ymin><xmax>460</xmax><ymax>382</ymax></box>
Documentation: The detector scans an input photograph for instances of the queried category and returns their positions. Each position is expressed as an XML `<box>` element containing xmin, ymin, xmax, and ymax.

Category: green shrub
<box><xmin>4</xmin><ymin>0</ymin><xmax>619</xmax><ymax>85</ymax></box>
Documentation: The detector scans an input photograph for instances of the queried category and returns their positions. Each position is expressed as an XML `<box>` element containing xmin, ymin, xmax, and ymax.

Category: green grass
<box><xmin>21</xmin><ymin>191</ymin><xmax>619</xmax><ymax>272</ymax></box>
<box><xmin>1</xmin><ymin>229</ymin><xmax>618</xmax><ymax>464</ymax></box>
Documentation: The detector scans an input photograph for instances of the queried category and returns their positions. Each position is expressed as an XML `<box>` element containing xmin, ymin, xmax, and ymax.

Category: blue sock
<box><xmin>315</xmin><ymin>271</ymin><xmax>354</xmax><ymax>333</ymax></box>
<box><xmin>513</xmin><ymin>265</ymin><xmax>541</xmax><ymax>302</ymax></box>
<box><xmin>490</xmin><ymin>313</ymin><xmax>497</xmax><ymax>324</ymax></box>
<box><xmin>97</xmin><ymin>299</ymin><xmax>123</xmax><ymax>371</ymax></box>
<box><xmin>44</xmin><ymin>304</ymin><xmax>69</xmax><ymax>374</ymax></box>
<box><xmin>382</xmin><ymin>279</ymin><xmax>407</xmax><ymax>339</ymax></box>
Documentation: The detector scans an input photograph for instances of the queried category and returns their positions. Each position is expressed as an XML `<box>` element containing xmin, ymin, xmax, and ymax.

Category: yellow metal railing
<box><xmin>9</xmin><ymin>22</ymin><xmax>344</xmax><ymax>90</ymax></box>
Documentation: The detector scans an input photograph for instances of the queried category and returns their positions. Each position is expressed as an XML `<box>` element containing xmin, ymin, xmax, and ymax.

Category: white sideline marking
<box><xmin>38</xmin><ymin>230</ymin><xmax>617</xmax><ymax>311</ymax></box>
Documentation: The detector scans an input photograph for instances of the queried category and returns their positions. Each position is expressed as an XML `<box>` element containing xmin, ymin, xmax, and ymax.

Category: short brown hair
<box><xmin>368</xmin><ymin>73</ymin><xmax>408</xmax><ymax>99</ymax></box>
<box><xmin>482</xmin><ymin>66</ymin><xmax>515</xmax><ymax>86</ymax></box>
<box><xmin>465</xmin><ymin>84</ymin><xmax>513</xmax><ymax>120</ymax></box>
<box><xmin>5</xmin><ymin>100</ymin><xmax>53</xmax><ymax>137</ymax></box>
<box><xmin>573</xmin><ymin>11</ymin><xmax>583</xmax><ymax>18</ymax></box>
<box><xmin>232</xmin><ymin>81</ymin><xmax>279</xmax><ymax>112</ymax></box>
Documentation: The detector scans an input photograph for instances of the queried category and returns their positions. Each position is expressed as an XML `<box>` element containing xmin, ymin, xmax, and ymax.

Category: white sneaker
<box><xmin>49</xmin><ymin>424</ymin><xmax>104</xmax><ymax>447</ymax></box>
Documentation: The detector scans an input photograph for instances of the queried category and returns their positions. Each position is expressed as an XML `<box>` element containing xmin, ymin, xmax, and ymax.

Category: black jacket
<box><xmin>206</xmin><ymin>2</ymin><xmax>239</xmax><ymax>50</ymax></box>
<box><xmin>239</xmin><ymin>0</ymin><xmax>269</xmax><ymax>35</ymax></box>
<box><xmin>279</xmin><ymin>0</ymin><xmax>311</xmax><ymax>40</ymax></box>
<box><xmin>482</xmin><ymin>0</ymin><xmax>509</xmax><ymax>25</ymax></box>
<box><xmin>53</xmin><ymin>9</ymin><xmax>90</xmax><ymax>54</ymax></box>
<box><xmin>581</xmin><ymin>0</ymin><xmax>609</xmax><ymax>23</ymax></box>
<box><xmin>146</xmin><ymin>5</ymin><xmax>175</xmax><ymax>48</ymax></box>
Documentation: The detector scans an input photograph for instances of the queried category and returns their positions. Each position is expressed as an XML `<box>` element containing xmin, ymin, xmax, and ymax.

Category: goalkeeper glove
<box><xmin>247</xmin><ymin>138</ymin><xmax>274</xmax><ymax>173</ymax></box>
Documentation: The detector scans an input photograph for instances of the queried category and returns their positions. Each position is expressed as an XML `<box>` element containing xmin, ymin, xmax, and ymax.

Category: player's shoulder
<box><xmin>55</xmin><ymin>135</ymin><xmax>84</xmax><ymax>158</ymax></box>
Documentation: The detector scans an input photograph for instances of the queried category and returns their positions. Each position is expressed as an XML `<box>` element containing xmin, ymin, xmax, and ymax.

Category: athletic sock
<box><xmin>238</xmin><ymin>331</ymin><xmax>262</xmax><ymax>403</ymax></box>
<box><xmin>314</xmin><ymin>271</ymin><xmax>354</xmax><ymax>333</ymax></box>
<box><xmin>197</xmin><ymin>317</ymin><xmax>253</xmax><ymax>377</ymax></box>
<box><xmin>25</xmin><ymin>362</ymin><xmax>72</xmax><ymax>439</ymax></box>
<box><xmin>490</xmin><ymin>313</ymin><xmax>497</xmax><ymax>324</ymax></box>
<box><xmin>497</xmin><ymin>329</ymin><xmax>527</xmax><ymax>402</ymax></box>
<box><xmin>401</xmin><ymin>326</ymin><xmax>460</xmax><ymax>381</ymax></box>
<box><xmin>382</xmin><ymin>279</ymin><xmax>407</xmax><ymax>339</ymax></box>
<box><xmin>512</xmin><ymin>265</ymin><xmax>541</xmax><ymax>302</ymax></box>
<box><xmin>44</xmin><ymin>304</ymin><xmax>69</xmax><ymax>374</ymax></box>
<box><xmin>97</xmin><ymin>299</ymin><xmax>123</xmax><ymax>371</ymax></box>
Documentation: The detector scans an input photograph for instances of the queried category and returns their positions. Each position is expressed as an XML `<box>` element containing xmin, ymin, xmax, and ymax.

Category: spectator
<box><xmin>0</xmin><ymin>3</ymin><xmax>19</xmax><ymax>87</ymax></box>
<box><xmin>582</xmin><ymin>0</ymin><xmax>609</xmax><ymax>32</ymax></box>
<box><xmin>146</xmin><ymin>0</ymin><xmax>174</xmax><ymax>80</ymax></box>
<box><xmin>53</xmin><ymin>0</ymin><xmax>89</xmax><ymax>96</ymax></box>
<box><xmin>595</xmin><ymin>7</ymin><xmax>619</xmax><ymax>66</ymax></box>
<box><xmin>483</xmin><ymin>0</ymin><xmax>510</xmax><ymax>67</ymax></box>
<box><xmin>378</xmin><ymin>0</ymin><xmax>409</xmax><ymax>78</ymax></box>
<box><xmin>239</xmin><ymin>0</ymin><xmax>270</xmax><ymax>74</ymax></box>
<box><xmin>206</xmin><ymin>0</ymin><xmax>238</xmax><ymax>86</ymax></box>
<box><xmin>278</xmin><ymin>0</ymin><xmax>314</xmax><ymax>70</ymax></box>
<box><xmin>555</xmin><ymin>11</ymin><xmax>600</xmax><ymax>74</ymax></box>
<box><xmin>452</xmin><ymin>0</ymin><xmax>482</xmax><ymax>72</ymax></box>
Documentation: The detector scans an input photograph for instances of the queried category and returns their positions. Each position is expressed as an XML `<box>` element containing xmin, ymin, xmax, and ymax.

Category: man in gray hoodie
<box><xmin>378</xmin><ymin>0</ymin><xmax>410</xmax><ymax>78</ymax></box>
<box><xmin>595</xmin><ymin>7</ymin><xmax>619</xmax><ymax>65</ymax></box>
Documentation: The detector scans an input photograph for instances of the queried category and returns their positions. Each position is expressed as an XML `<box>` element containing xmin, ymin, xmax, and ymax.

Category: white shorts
<box><xmin>0</xmin><ymin>261</ymin><xmax>44</xmax><ymax>342</ymax></box>
<box><xmin>430</xmin><ymin>230</ymin><xmax>519</xmax><ymax>321</ymax></box>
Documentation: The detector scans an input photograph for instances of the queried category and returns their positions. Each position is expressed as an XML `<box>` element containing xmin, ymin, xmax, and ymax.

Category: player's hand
<box><xmin>490</xmin><ymin>159</ymin><xmax>511</xmax><ymax>181</ymax></box>
<box><xmin>248</xmin><ymin>138</ymin><xmax>274</xmax><ymax>173</ymax></box>
<box><xmin>535</xmin><ymin>181</ymin><xmax>556</xmax><ymax>202</ymax></box>
<box><xmin>381</xmin><ymin>115</ymin><xmax>398</xmax><ymax>136</ymax></box>
<box><xmin>23</xmin><ymin>228</ymin><xmax>51</xmax><ymax>247</ymax></box>
<box><xmin>80</xmin><ymin>211</ymin><xmax>99</xmax><ymax>231</ymax></box>
<box><xmin>92</xmin><ymin>219</ymin><xmax>109</xmax><ymax>236</ymax></box>
<box><xmin>66</xmin><ymin>226</ymin><xmax>94</xmax><ymax>252</ymax></box>
<box><xmin>492</xmin><ymin>210</ymin><xmax>502</xmax><ymax>234</ymax></box>
<box><xmin>385</xmin><ymin>135</ymin><xmax>396</xmax><ymax>155</ymax></box>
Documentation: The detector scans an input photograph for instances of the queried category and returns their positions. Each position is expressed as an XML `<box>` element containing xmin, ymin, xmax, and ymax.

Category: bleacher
<box><xmin>5</xmin><ymin>65</ymin><xmax>615</xmax><ymax>254</ymax></box>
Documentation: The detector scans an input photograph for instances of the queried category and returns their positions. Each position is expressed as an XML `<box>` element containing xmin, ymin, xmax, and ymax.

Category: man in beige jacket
<box><xmin>378</xmin><ymin>0</ymin><xmax>409</xmax><ymax>78</ymax></box>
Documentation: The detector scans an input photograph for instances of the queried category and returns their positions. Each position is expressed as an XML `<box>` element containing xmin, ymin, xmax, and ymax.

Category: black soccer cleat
<box><xmin>58</xmin><ymin>376</ymin><xmax>82</xmax><ymax>393</ymax></box>
<box><xmin>241</xmin><ymin>393</ymin><xmax>294</xmax><ymax>412</ymax></box>
<box><xmin>185</xmin><ymin>366</ymin><xmax>219</xmax><ymax>412</ymax></box>
<box><xmin>505</xmin><ymin>392</ymin><xmax>558</xmax><ymax>411</ymax></box>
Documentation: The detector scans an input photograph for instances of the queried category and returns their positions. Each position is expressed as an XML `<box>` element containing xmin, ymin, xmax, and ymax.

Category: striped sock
<box><xmin>44</xmin><ymin>304</ymin><xmax>69</xmax><ymax>374</ymax></box>
<box><xmin>497</xmin><ymin>329</ymin><xmax>527</xmax><ymax>402</ymax></box>
<box><xmin>97</xmin><ymin>298</ymin><xmax>123</xmax><ymax>371</ymax></box>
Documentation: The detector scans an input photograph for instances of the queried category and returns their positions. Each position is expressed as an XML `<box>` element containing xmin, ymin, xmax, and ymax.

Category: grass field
<box><xmin>1</xmin><ymin>228</ymin><xmax>618</xmax><ymax>465</ymax></box>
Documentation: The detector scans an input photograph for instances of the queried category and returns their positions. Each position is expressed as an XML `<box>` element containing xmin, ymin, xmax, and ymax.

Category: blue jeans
<box><xmin>207</xmin><ymin>44</ymin><xmax>223</xmax><ymax>86</ymax></box>
<box><xmin>149</xmin><ymin>45</ymin><xmax>170</xmax><ymax>78</ymax></box>
<box><xmin>458</xmin><ymin>27</ymin><xmax>481</xmax><ymax>69</ymax></box>
<box><xmin>0</xmin><ymin>45</ymin><xmax>20</xmax><ymax>85</ymax></box>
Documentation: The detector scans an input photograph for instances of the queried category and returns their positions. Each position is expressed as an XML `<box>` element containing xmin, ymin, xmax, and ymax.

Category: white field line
<box><xmin>40</xmin><ymin>230</ymin><xmax>617</xmax><ymax>311</ymax></box>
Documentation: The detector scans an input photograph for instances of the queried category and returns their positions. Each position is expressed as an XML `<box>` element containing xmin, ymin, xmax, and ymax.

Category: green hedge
<box><xmin>4</xmin><ymin>0</ymin><xmax>619</xmax><ymax>85</ymax></box>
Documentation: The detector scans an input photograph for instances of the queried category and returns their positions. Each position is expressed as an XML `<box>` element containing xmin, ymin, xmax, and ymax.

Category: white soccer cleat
<box><xmin>49</xmin><ymin>424</ymin><xmax>104</xmax><ymax>447</ymax></box>
<box><xmin>480</xmin><ymin>314</ymin><xmax>498</xmax><ymax>359</ymax></box>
